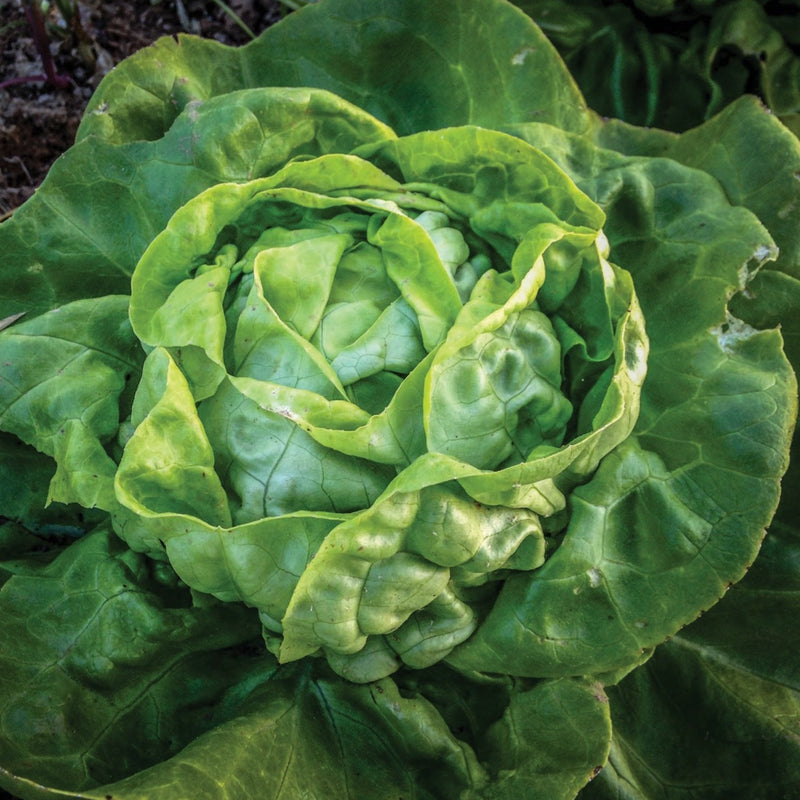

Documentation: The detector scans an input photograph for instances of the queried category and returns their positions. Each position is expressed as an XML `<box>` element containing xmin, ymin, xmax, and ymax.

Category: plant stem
<box><xmin>22</xmin><ymin>1</ymin><xmax>70</xmax><ymax>89</ymax></box>
<box><xmin>209</xmin><ymin>0</ymin><xmax>256</xmax><ymax>39</ymax></box>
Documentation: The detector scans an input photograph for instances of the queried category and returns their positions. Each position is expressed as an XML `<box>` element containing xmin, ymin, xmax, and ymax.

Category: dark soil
<box><xmin>0</xmin><ymin>0</ymin><xmax>288</xmax><ymax>217</ymax></box>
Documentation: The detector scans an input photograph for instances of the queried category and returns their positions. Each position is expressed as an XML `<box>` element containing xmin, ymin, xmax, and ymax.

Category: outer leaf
<box><xmin>477</xmin><ymin>678</ymin><xmax>611</xmax><ymax>800</ymax></box>
<box><xmin>515</xmin><ymin>0</ymin><xmax>710</xmax><ymax>129</ymax></box>
<box><xmin>0</xmin><ymin>297</ymin><xmax>139</xmax><ymax>454</ymax></box>
<box><xmin>0</xmin><ymin>434</ymin><xmax>88</xmax><ymax>535</ymax></box>
<box><xmin>2</xmin><ymin>662</ymin><xmax>489</xmax><ymax>800</ymax></box>
<box><xmin>0</xmin><ymin>528</ymin><xmax>497</xmax><ymax>800</ymax></box>
<box><xmin>393</xmin><ymin>669</ymin><xmax>612</xmax><ymax>800</ymax></box>
<box><xmin>0</xmin><ymin>526</ymin><xmax>263</xmax><ymax>796</ymax></box>
<box><xmin>581</xmin><ymin>352</ymin><xmax>800</xmax><ymax>800</ymax></box>
<box><xmin>0</xmin><ymin>520</ymin><xmax>68</xmax><ymax>589</ymax></box>
<box><xmin>88</xmin><ymin>668</ymin><xmax>486</xmax><ymax>800</ymax></box>
<box><xmin>581</xmin><ymin>530</ymin><xmax>800</xmax><ymax>800</ymax></box>
<box><xmin>705</xmin><ymin>0</ymin><xmax>800</xmax><ymax>137</ymax></box>
<box><xmin>643</xmin><ymin>96</ymin><xmax>800</xmax><ymax>370</ymax></box>
<box><xmin>633</xmin><ymin>96</ymin><xmax>800</xmax><ymax>278</ymax></box>
<box><xmin>590</xmin><ymin>94</ymin><xmax>800</xmax><ymax>299</ymax></box>
<box><xmin>77</xmin><ymin>0</ymin><xmax>590</xmax><ymax>145</ymax></box>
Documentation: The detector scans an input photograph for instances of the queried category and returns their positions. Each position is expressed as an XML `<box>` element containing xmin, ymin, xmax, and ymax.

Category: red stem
<box><xmin>0</xmin><ymin>73</ymin><xmax>54</xmax><ymax>90</ymax></box>
<box><xmin>22</xmin><ymin>3</ymin><xmax>70</xmax><ymax>89</ymax></box>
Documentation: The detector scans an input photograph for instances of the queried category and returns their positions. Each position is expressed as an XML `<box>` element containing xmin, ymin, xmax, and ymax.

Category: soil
<box><xmin>0</xmin><ymin>0</ymin><xmax>289</xmax><ymax>218</ymax></box>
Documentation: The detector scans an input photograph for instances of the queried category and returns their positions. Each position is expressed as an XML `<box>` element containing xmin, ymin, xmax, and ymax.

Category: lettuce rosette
<box><xmin>0</xmin><ymin>0</ymin><xmax>798</xmax><ymax>798</ymax></box>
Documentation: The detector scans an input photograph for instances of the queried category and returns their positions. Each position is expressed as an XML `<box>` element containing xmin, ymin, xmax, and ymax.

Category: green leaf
<box><xmin>2</xmin><ymin>660</ymin><xmax>488</xmax><ymax>800</ymax></box>
<box><xmin>256</xmin><ymin>233</ymin><xmax>350</xmax><ymax>339</ymax></box>
<box><xmin>279</xmin><ymin>352</ymin><xmax>433</xmax><ymax>466</ymax></box>
<box><xmin>515</xmin><ymin>0</ymin><xmax>800</xmax><ymax>135</ymax></box>
<box><xmin>0</xmin><ymin>526</ymin><xmax>263</xmax><ymax>796</ymax></box>
<box><xmin>201</xmin><ymin>375</ymin><xmax>393</xmax><ymax>520</ymax></box>
<box><xmin>1</xmin><ymin>3</ymin><xmax>799</xmax><ymax>798</ymax></box>
<box><xmin>115</xmin><ymin>348</ymin><xmax>232</xmax><ymax>527</ymax></box>
<box><xmin>367</xmin><ymin>211</ymin><xmax>463</xmax><ymax>350</ymax></box>
<box><xmin>0</xmin><ymin>88</ymin><xmax>396</xmax><ymax>319</ymax></box>
<box><xmin>128</xmin><ymin>156</ymin><xmax>407</xmax><ymax>388</ymax></box>
<box><xmin>426</xmin><ymin>294</ymin><xmax>571</xmax><ymax>470</ymax></box>
<box><xmin>478</xmin><ymin>678</ymin><xmax>612</xmax><ymax>800</ymax></box>
<box><xmin>0</xmin><ymin>297</ymin><xmax>143</xmax><ymax>512</ymax></box>
<box><xmin>233</xmin><ymin>261</ymin><xmax>347</xmax><ymax>396</ymax></box>
<box><xmin>0</xmin><ymin>434</ymin><xmax>57</xmax><ymax>527</ymax></box>
<box><xmin>77</xmin><ymin>0</ymin><xmax>590</xmax><ymax>145</ymax></box>
<box><xmin>513</xmin><ymin>0</ymin><xmax>712</xmax><ymax>129</ymax></box>
<box><xmin>705</xmin><ymin>0</ymin><xmax>800</xmax><ymax>136</ymax></box>
<box><xmin>0</xmin><ymin>297</ymin><xmax>139</xmax><ymax>454</ymax></box>
<box><xmin>656</xmin><ymin>96</ymin><xmax>800</xmax><ymax>279</ymax></box>
<box><xmin>326</xmin><ymin>298</ymin><xmax>427</xmax><ymax>387</ymax></box>
<box><xmin>83</xmin><ymin>668</ymin><xmax>485</xmax><ymax>800</ymax></box>
<box><xmin>114</xmin><ymin>506</ymin><xmax>343</xmax><ymax>630</ymax></box>
<box><xmin>582</xmin><ymin>528</ymin><xmax>800</xmax><ymax>800</ymax></box>
<box><xmin>367</xmin><ymin>125</ymin><xmax>605</xmax><ymax>240</ymax></box>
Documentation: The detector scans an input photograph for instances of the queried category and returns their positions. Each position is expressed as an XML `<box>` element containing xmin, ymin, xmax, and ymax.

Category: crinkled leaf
<box><xmin>280</xmin><ymin>479</ymin><xmax>545</xmax><ymax>678</ymax></box>
<box><xmin>0</xmin><ymin>88</ymin><xmax>396</xmax><ymax>319</ymax></box>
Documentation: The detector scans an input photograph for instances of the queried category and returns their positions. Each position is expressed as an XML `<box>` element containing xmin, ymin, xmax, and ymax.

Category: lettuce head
<box><xmin>0</xmin><ymin>1</ymin><xmax>798</xmax><ymax>798</ymax></box>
